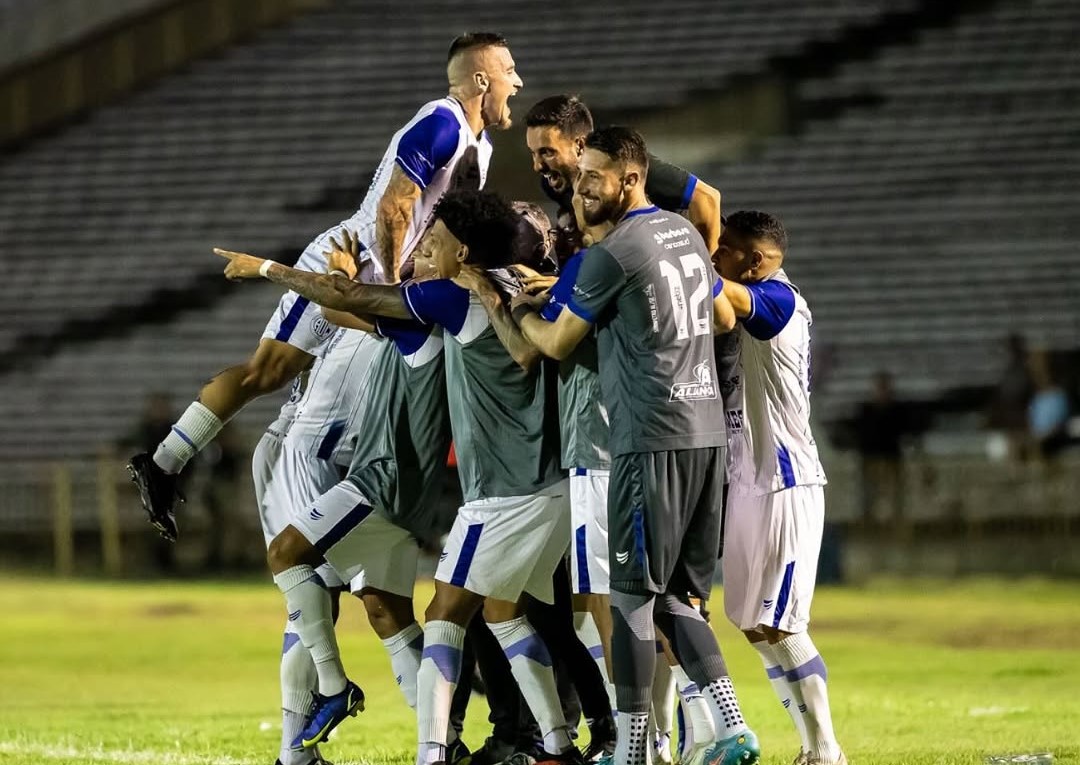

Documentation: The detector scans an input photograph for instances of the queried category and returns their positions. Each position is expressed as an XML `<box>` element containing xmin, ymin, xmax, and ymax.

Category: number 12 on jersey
<box><xmin>658</xmin><ymin>252</ymin><xmax>711</xmax><ymax>340</ymax></box>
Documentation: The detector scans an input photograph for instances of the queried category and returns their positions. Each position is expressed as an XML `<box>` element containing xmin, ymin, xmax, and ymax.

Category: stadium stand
<box><xmin>705</xmin><ymin>0</ymin><xmax>1080</xmax><ymax>417</ymax></box>
<box><xmin>0</xmin><ymin>0</ymin><xmax>921</xmax><ymax>459</ymax></box>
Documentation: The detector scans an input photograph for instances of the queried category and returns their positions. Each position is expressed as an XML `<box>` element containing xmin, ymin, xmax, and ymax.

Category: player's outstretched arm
<box><xmin>713</xmin><ymin>287</ymin><xmax>738</xmax><ymax>333</ymax></box>
<box><xmin>512</xmin><ymin>295</ymin><xmax>591</xmax><ymax>361</ymax></box>
<box><xmin>720</xmin><ymin>279</ymin><xmax>752</xmax><ymax>319</ymax></box>
<box><xmin>453</xmin><ymin>265</ymin><xmax>540</xmax><ymax>370</ymax></box>
<box><xmin>688</xmin><ymin>180</ymin><xmax>722</xmax><ymax>255</ymax></box>
<box><xmin>215</xmin><ymin>249</ymin><xmax>412</xmax><ymax>320</ymax></box>
<box><xmin>376</xmin><ymin>166</ymin><xmax>422</xmax><ymax>282</ymax></box>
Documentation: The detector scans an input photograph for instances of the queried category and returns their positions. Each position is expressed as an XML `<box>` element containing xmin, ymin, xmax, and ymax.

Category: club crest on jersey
<box><xmin>669</xmin><ymin>360</ymin><xmax>718</xmax><ymax>402</ymax></box>
<box><xmin>310</xmin><ymin>315</ymin><xmax>336</xmax><ymax>341</ymax></box>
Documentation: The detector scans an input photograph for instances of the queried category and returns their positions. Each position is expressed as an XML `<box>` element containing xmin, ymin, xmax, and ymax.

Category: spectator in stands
<box><xmin>988</xmin><ymin>333</ymin><xmax>1034</xmax><ymax>461</ymax></box>
<box><xmin>854</xmin><ymin>371</ymin><xmax>906</xmax><ymax>526</ymax></box>
<box><xmin>1028</xmin><ymin>350</ymin><xmax>1071</xmax><ymax>463</ymax></box>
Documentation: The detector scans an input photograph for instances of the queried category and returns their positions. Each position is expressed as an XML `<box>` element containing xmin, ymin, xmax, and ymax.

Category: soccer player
<box><xmin>509</xmin><ymin>127</ymin><xmax>760</xmax><ymax>765</ymax></box>
<box><xmin>523</xmin><ymin>94</ymin><xmax>721</xmax><ymax>762</ymax></box>
<box><xmin>252</xmin><ymin>320</ymin><xmax>383</xmax><ymax>765</ymax></box>
<box><xmin>128</xmin><ymin>31</ymin><xmax>523</xmax><ymax>540</ymax></box>
<box><xmin>218</xmin><ymin>189</ymin><xmax>580</xmax><ymax>765</ymax></box>
<box><xmin>524</xmin><ymin>95</ymin><xmax>723</xmax><ymax>257</ymax></box>
<box><xmin>713</xmin><ymin>212</ymin><xmax>844</xmax><ymax>765</ymax></box>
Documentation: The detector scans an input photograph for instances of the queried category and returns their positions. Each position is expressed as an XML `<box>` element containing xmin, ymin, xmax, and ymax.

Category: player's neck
<box><xmin>448</xmin><ymin>92</ymin><xmax>486</xmax><ymax>137</ymax></box>
<box><xmin>617</xmin><ymin>195</ymin><xmax>654</xmax><ymax>223</ymax></box>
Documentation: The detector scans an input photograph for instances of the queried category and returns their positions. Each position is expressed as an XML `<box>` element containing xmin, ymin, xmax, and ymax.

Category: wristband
<box><xmin>329</xmin><ymin>269</ymin><xmax>349</xmax><ymax>278</ymax></box>
<box><xmin>511</xmin><ymin>302</ymin><xmax>535</xmax><ymax>325</ymax></box>
<box><xmin>258</xmin><ymin>259</ymin><xmax>274</xmax><ymax>278</ymax></box>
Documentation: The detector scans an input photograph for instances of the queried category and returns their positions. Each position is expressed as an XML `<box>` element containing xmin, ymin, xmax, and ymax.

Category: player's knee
<box><xmin>360</xmin><ymin>589</ymin><xmax>413</xmax><ymax>638</ymax></box>
<box><xmin>267</xmin><ymin>527</ymin><xmax>317</xmax><ymax>572</ymax></box>
<box><xmin>759</xmin><ymin>625</ymin><xmax>788</xmax><ymax>644</ymax></box>
<box><xmin>743</xmin><ymin>628</ymin><xmax>768</xmax><ymax>644</ymax></box>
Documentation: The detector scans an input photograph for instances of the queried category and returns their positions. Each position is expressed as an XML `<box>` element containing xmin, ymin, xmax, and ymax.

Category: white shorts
<box><xmin>569</xmin><ymin>469</ymin><xmax>610</xmax><ymax>595</ymax></box>
<box><xmin>436</xmin><ymin>480</ymin><xmax>571</xmax><ymax>604</ymax></box>
<box><xmin>251</xmin><ymin>426</ymin><xmax>347</xmax><ymax>589</ymax></box>
<box><xmin>260</xmin><ymin>222</ymin><xmax>381</xmax><ymax>356</ymax></box>
<box><xmin>721</xmin><ymin>484</ymin><xmax>825</xmax><ymax>633</ymax></box>
<box><xmin>293</xmin><ymin>480</ymin><xmax>419</xmax><ymax>599</ymax></box>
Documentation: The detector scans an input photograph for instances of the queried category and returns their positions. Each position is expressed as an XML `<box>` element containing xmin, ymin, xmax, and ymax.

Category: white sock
<box><xmin>153</xmin><ymin>401</ymin><xmax>224</xmax><ymax>473</ymax></box>
<box><xmin>273</xmin><ymin>565</ymin><xmax>347</xmax><ymax>696</ymax></box>
<box><xmin>650</xmin><ymin>645</ymin><xmax>676</xmax><ymax>740</ymax></box>
<box><xmin>672</xmin><ymin>664</ymin><xmax>715</xmax><ymax>756</ymax></box>
<box><xmin>772</xmin><ymin>633</ymin><xmax>841</xmax><ymax>763</ymax></box>
<box><xmin>751</xmin><ymin>639</ymin><xmax>810</xmax><ymax>753</ymax></box>
<box><xmin>574</xmin><ymin>610</ymin><xmax>616</xmax><ymax>711</ymax></box>
<box><xmin>280</xmin><ymin>619</ymin><xmax>317</xmax><ymax>762</ymax></box>
<box><xmin>382</xmin><ymin>622</ymin><xmax>423</xmax><ymax>709</ymax></box>
<box><xmin>615</xmin><ymin>710</ymin><xmax>651</xmax><ymax>765</ymax></box>
<box><xmin>488</xmin><ymin>616</ymin><xmax>572</xmax><ymax>755</ymax></box>
<box><xmin>701</xmin><ymin>676</ymin><xmax>749</xmax><ymax>741</ymax></box>
<box><xmin>416</xmin><ymin>620</ymin><xmax>465</xmax><ymax>765</ymax></box>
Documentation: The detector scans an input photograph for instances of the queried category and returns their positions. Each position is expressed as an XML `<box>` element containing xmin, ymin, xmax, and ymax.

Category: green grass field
<box><xmin>0</xmin><ymin>575</ymin><xmax>1077</xmax><ymax>765</ymax></box>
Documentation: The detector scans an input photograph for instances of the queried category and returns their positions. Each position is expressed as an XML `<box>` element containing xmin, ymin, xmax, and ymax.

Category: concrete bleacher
<box><xmin>0</xmin><ymin>0</ymin><xmax>920</xmax><ymax>458</ymax></box>
<box><xmin>705</xmin><ymin>0</ymin><xmax>1080</xmax><ymax>416</ymax></box>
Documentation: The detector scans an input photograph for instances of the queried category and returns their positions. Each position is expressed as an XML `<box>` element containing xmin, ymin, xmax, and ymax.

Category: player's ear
<box><xmin>457</xmin><ymin>245</ymin><xmax>469</xmax><ymax>263</ymax></box>
<box><xmin>750</xmin><ymin>249</ymin><xmax>765</xmax><ymax>273</ymax></box>
<box><xmin>474</xmin><ymin>71</ymin><xmax>490</xmax><ymax>93</ymax></box>
<box><xmin>573</xmin><ymin>137</ymin><xmax>586</xmax><ymax>156</ymax></box>
<box><xmin>624</xmin><ymin>170</ymin><xmax>641</xmax><ymax>191</ymax></box>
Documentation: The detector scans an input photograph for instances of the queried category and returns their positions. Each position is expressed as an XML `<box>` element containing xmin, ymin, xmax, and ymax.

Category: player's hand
<box><xmin>214</xmin><ymin>248</ymin><xmax>266</xmax><ymax>280</ymax></box>
<box><xmin>510</xmin><ymin>290</ymin><xmax>549</xmax><ymax>314</ymax></box>
<box><xmin>452</xmin><ymin>264</ymin><xmax>496</xmax><ymax>296</ymax></box>
<box><xmin>511</xmin><ymin>264</ymin><xmax>558</xmax><ymax>294</ymax></box>
<box><xmin>325</xmin><ymin>230</ymin><xmax>360</xmax><ymax>279</ymax></box>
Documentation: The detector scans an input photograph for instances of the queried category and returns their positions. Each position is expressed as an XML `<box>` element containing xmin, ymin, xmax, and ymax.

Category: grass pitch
<box><xmin>0</xmin><ymin>575</ymin><xmax>1077</xmax><ymax>765</ymax></box>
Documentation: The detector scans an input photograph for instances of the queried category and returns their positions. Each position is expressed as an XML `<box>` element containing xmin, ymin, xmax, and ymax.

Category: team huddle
<box><xmin>128</xmin><ymin>32</ymin><xmax>843</xmax><ymax>765</ymax></box>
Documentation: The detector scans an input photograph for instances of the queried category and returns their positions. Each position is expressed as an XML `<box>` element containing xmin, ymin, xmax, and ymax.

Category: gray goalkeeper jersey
<box><xmin>402</xmin><ymin>278</ymin><xmax>562</xmax><ymax>502</ymax></box>
<box><xmin>345</xmin><ymin>317</ymin><xmax>451</xmax><ymax>543</ymax></box>
<box><xmin>566</xmin><ymin>206</ymin><xmax>727</xmax><ymax>456</ymax></box>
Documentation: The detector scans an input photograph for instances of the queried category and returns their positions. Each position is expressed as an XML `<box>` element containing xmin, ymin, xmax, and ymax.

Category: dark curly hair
<box><xmin>584</xmin><ymin>125</ymin><xmax>649</xmax><ymax>175</ymax></box>
<box><xmin>525</xmin><ymin>95</ymin><xmax>594</xmax><ymax>138</ymax></box>
<box><xmin>723</xmin><ymin>210</ymin><xmax>788</xmax><ymax>253</ymax></box>
<box><xmin>448</xmin><ymin>32</ymin><xmax>508</xmax><ymax>62</ymax></box>
<box><xmin>434</xmin><ymin>189</ymin><xmax>518</xmax><ymax>269</ymax></box>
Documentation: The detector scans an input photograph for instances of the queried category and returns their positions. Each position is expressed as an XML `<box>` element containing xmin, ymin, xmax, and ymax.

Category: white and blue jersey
<box><xmin>341</xmin><ymin>96</ymin><xmax>492</xmax><ymax>277</ymax></box>
<box><xmin>725</xmin><ymin>269</ymin><xmax>827</xmax><ymax>495</ymax></box>
<box><xmin>283</xmin><ymin>327</ymin><xmax>385</xmax><ymax>467</ymax></box>
<box><xmin>264</xmin><ymin>95</ymin><xmax>491</xmax><ymax>424</ymax></box>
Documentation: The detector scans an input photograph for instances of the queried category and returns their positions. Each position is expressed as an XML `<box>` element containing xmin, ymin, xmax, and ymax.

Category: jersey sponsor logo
<box><xmin>725</xmin><ymin>409</ymin><xmax>744</xmax><ymax>432</ymax></box>
<box><xmin>615</xmin><ymin>550</ymin><xmax>630</xmax><ymax>564</ymax></box>
<box><xmin>669</xmin><ymin>360</ymin><xmax>718</xmax><ymax>402</ymax></box>
<box><xmin>653</xmin><ymin>226</ymin><xmax>691</xmax><ymax>245</ymax></box>
<box><xmin>645</xmin><ymin>283</ymin><xmax>660</xmax><ymax>333</ymax></box>
<box><xmin>653</xmin><ymin>226</ymin><xmax>692</xmax><ymax>250</ymax></box>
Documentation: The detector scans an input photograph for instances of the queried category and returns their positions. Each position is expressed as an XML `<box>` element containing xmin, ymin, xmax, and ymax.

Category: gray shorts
<box><xmin>608</xmin><ymin>447</ymin><xmax>726</xmax><ymax>598</ymax></box>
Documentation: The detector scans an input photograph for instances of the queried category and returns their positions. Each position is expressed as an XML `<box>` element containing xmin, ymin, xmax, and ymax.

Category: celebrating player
<box><xmin>218</xmin><ymin>189</ymin><xmax>580</xmax><ymax>765</ymax></box>
<box><xmin>510</xmin><ymin>126</ymin><xmax>759</xmax><ymax>765</ymax></box>
<box><xmin>129</xmin><ymin>31</ymin><xmax>522</xmax><ymax>542</ymax></box>
<box><xmin>714</xmin><ymin>212</ymin><xmax>845</xmax><ymax>765</ymax></box>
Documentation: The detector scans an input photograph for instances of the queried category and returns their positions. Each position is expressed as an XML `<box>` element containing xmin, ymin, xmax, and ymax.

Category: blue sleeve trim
<box><xmin>540</xmin><ymin>252</ymin><xmax>585</xmax><ymax>322</ymax></box>
<box><xmin>712</xmin><ymin>276</ymin><xmax>724</xmax><ymax>298</ymax></box>
<box><xmin>376</xmin><ymin>316</ymin><xmax>431</xmax><ymax>356</ymax></box>
<box><xmin>742</xmin><ymin>280</ymin><xmax>797</xmax><ymax>341</ymax></box>
<box><xmin>567</xmin><ymin>298</ymin><xmax>596</xmax><ymax>324</ymax></box>
<box><xmin>394</xmin><ymin>108</ymin><xmax>460</xmax><ymax>189</ymax></box>
<box><xmin>680</xmin><ymin>174</ymin><xmax>699</xmax><ymax>211</ymax></box>
<box><xmin>402</xmin><ymin>279</ymin><xmax>469</xmax><ymax>334</ymax></box>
